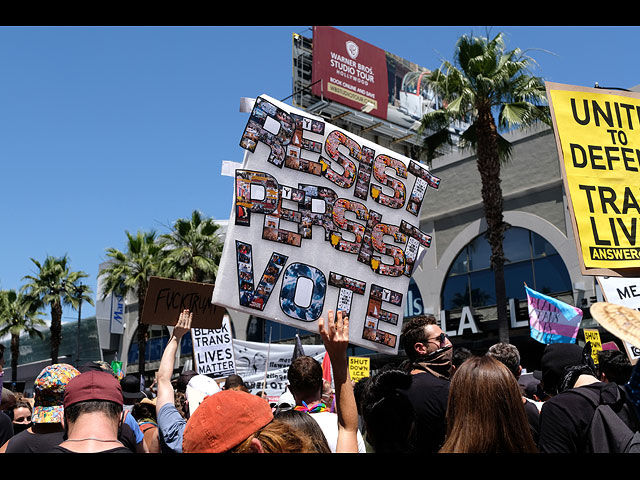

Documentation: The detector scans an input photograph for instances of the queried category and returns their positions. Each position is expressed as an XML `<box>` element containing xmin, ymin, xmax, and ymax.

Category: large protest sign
<box><xmin>141</xmin><ymin>276</ymin><xmax>224</xmax><ymax>329</ymax></box>
<box><xmin>546</xmin><ymin>82</ymin><xmax>640</xmax><ymax>275</ymax></box>
<box><xmin>191</xmin><ymin>316</ymin><xmax>236</xmax><ymax>378</ymax></box>
<box><xmin>211</xmin><ymin>94</ymin><xmax>438</xmax><ymax>354</ymax></box>
<box><xmin>595</xmin><ymin>276</ymin><xmax>640</xmax><ymax>364</ymax></box>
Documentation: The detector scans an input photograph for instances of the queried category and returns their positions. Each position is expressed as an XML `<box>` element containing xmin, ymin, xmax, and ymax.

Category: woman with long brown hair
<box><xmin>440</xmin><ymin>355</ymin><xmax>538</xmax><ymax>453</ymax></box>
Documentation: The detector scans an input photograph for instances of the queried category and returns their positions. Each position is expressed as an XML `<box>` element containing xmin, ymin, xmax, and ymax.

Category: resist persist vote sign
<box><xmin>211</xmin><ymin>94</ymin><xmax>439</xmax><ymax>354</ymax></box>
<box><xmin>547</xmin><ymin>82</ymin><xmax>640</xmax><ymax>274</ymax></box>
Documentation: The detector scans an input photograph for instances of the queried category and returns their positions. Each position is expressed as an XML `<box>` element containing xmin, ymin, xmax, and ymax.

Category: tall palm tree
<box><xmin>21</xmin><ymin>255</ymin><xmax>90</xmax><ymax>364</ymax></box>
<box><xmin>99</xmin><ymin>230</ymin><xmax>163</xmax><ymax>378</ymax></box>
<box><xmin>0</xmin><ymin>289</ymin><xmax>47</xmax><ymax>380</ymax></box>
<box><xmin>419</xmin><ymin>32</ymin><xmax>550</xmax><ymax>342</ymax></box>
<box><xmin>160</xmin><ymin>210</ymin><xmax>223</xmax><ymax>283</ymax></box>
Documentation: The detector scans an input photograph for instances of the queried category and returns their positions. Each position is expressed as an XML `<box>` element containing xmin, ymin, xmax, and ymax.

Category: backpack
<box><xmin>568</xmin><ymin>384</ymin><xmax>640</xmax><ymax>453</ymax></box>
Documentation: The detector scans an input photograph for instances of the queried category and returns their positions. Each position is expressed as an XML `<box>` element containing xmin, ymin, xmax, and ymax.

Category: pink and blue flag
<box><xmin>525</xmin><ymin>285</ymin><xmax>583</xmax><ymax>344</ymax></box>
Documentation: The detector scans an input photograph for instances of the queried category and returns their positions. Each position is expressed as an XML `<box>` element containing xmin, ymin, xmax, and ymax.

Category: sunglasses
<box><xmin>428</xmin><ymin>332</ymin><xmax>449</xmax><ymax>348</ymax></box>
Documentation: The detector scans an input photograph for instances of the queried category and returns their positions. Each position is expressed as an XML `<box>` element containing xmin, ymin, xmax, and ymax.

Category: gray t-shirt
<box><xmin>157</xmin><ymin>403</ymin><xmax>186</xmax><ymax>453</ymax></box>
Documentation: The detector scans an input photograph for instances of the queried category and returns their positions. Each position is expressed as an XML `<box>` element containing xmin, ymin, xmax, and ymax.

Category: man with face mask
<box><xmin>398</xmin><ymin>315</ymin><xmax>453</xmax><ymax>453</ymax></box>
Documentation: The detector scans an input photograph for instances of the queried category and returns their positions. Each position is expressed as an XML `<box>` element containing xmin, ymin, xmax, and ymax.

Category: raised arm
<box><xmin>318</xmin><ymin>310</ymin><xmax>359</xmax><ymax>453</ymax></box>
<box><xmin>156</xmin><ymin>309</ymin><xmax>192</xmax><ymax>413</ymax></box>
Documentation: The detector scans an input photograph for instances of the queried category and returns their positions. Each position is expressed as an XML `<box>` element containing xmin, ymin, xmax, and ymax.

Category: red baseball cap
<box><xmin>64</xmin><ymin>370</ymin><xmax>124</xmax><ymax>408</ymax></box>
<box><xmin>182</xmin><ymin>390</ymin><xmax>273</xmax><ymax>453</ymax></box>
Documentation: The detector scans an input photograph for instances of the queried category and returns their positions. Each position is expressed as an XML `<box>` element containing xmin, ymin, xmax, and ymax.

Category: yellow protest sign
<box><xmin>546</xmin><ymin>83</ymin><xmax>640</xmax><ymax>273</ymax></box>
<box><xmin>348</xmin><ymin>356</ymin><xmax>370</xmax><ymax>382</ymax></box>
<box><xmin>583</xmin><ymin>328</ymin><xmax>603</xmax><ymax>364</ymax></box>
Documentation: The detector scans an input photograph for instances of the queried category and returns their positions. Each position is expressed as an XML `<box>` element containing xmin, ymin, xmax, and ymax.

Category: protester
<box><xmin>286</xmin><ymin>348</ymin><xmax>366</xmax><ymax>452</ymax></box>
<box><xmin>11</xmin><ymin>398</ymin><xmax>33</xmax><ymax>435</ymax></box>
<box><xmin>48</xmin><ymin>370</ymin><xmax>131</xmax><ymax>453</ymax></box>
<box><xmin>537</xmin><ymin>342</ymin><xmax>640</xmax><ymax>453</ymax></box>
<box><xmin>223</xmin><ymin>374</ymin><xmax>249</xmax><ymax>393</ymax></box>
<box><xmin>358</xmin><ymin>368</ymin><xmax>415</xmax><ymax>453</ymax></box>
<box><xmin>598</xmin><ymin>349</ymin><xmax>632</xmax><ymax>385</ymax></box>
<box><xmin>155</xmin><ymin>309</ymin><xmax>193</xmax><ymax>453</ymax></box>
<box><xmin>439</xmin><ymin>355</ymin><xmax>538</xmax><ymax>453</ymax></box>
<box><xmin>0</xmin><ymin>388</ymin><xmax>15</xmax><ymax>448</ymax></box>
<box><xmin>398</xmin><ymin>314</ymin><xmax>452</xmax><ymax>453</ymax></box>
<box><xmin>487</xmin><ymin>342</ymin><xmax>540</xmax><ymax>443</ymax></box>
<box><xmin>274</xmin><ymin>409</ymin><xmax>331</xmax><ymax>453</ymax></box>
<box><xmin>131</xmin><ymin>398</ymin><xmax>161</xmax><ymax>453</ymax></box>
<box><xmin>1</xmin><ymin>364</ymin><xmax>79</xmax><ymax>453</ymax></box>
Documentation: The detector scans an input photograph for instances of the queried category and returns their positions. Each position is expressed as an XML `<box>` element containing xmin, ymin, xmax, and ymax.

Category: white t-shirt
<box><xmin>309</xmin><ymin>411</ymin><xmax>367</xmax><ymax>453</ymax></box>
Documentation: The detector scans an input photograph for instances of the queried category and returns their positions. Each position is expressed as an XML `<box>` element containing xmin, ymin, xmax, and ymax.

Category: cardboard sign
<box><xmin>141</xmin><ymin>276</ymin><xmax>224</xmax><ymax>329</ymax></box>
<box><xmin>211</xmin><ymin>94</ymin><xmax>438</xmax><ymax>354</ymax></box>
<box><xmin>546</xmin><ymin>82</ymin><xmax>640</xmax><ymax>276</ymax></box>
<box><xmin>348</xmin><ymin>356</ymin><xmax>370</xmax><ymax>382</ymax></box>
<box><xmin>190</xmin><ymin>316</ymin><xmax>236</xmax><ymax>379</ymax></box>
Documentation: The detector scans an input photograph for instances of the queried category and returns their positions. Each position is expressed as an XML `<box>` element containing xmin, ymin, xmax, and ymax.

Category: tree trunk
<box><xmin>137</xmin><ymin>287</ymin><xmax>148</xmax><ymax>381</ymax></box>
<box><xmin>50</xmin><ymin>301</ymin><xmax>63</xmax><ymax>364</ymax></box>
<box><xmin>475</xmin><ymin>105</ymin><xmax>510</xmax><ymax>343</ymax></box>
<box><xmin>11</xmin><ymin>333</ymin><xmax>19</xmax><ymax>382</ymax></box>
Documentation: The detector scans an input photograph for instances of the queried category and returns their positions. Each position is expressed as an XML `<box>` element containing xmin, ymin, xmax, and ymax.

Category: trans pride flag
<box><xmin>526</xmin><ymin>285</ymin><xmax>583</xmax><ymax>344</ymax></box>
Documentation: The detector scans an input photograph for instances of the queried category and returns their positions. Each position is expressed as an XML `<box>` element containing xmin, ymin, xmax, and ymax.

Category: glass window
<box><xmin>441</xmin><ymin>227</ymin><xmax>572</xmax><ymax>310</ymax></box>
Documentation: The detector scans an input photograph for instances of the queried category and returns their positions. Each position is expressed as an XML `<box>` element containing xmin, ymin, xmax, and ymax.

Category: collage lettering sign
<box><xmin>211</xmin><ymin>94</ymin><xmax>439</xmax><ymax>353</ymax></box>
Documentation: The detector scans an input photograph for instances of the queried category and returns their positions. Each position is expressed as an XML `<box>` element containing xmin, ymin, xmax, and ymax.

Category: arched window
<box><xmin>441</xmin><ymin>227</ymin><xmax>572</xmax><ymax>311</ymax></box>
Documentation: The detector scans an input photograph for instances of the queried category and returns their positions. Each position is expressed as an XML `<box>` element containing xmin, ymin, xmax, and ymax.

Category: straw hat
<box><xmin>590</xmin><ymin>302</ymin><xmax>640</xmax><ymax>349</ymax></box>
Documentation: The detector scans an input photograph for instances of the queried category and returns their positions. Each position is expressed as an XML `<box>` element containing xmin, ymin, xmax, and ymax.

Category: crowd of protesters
<box><xmin>1</xmin><ymin>310</ymin><xmax>639</xmax><ymax>454</ymax></box>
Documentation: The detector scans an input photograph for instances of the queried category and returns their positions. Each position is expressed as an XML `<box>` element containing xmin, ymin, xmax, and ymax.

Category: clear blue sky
<box><xmin>1</xmin><ymin>25</ymin><xmax>638</xmax><ymax>322</ymax></box>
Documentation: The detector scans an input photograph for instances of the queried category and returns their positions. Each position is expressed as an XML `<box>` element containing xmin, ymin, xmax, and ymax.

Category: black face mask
<box><xmin>12</xmin><ymin>422</ymin><xmax>32</xmax><ymax>435</ymax></box>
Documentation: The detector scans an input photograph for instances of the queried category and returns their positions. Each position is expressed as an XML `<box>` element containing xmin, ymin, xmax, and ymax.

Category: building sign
<box><xmin>96</xmin><ymin>266</ymin><xmax>125</xmax><ymax>335</ymax></box>
<box><xmin>547</xmin><ymin>82</ymin><xmax>640</xmax><ymax>274</ymax></box>
<box><xmin>310</xmin><ymin>26</ymin><xmax>439</xmax><ymax>129</ymax></box>
<box><xmin>211</xmin><ymin>94</ymin><xmax>439</xmax><ymax>354</ymax></box>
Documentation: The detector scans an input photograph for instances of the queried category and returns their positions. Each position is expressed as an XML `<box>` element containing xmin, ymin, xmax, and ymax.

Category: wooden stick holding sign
<box><xmin>141</xmin><ymin>276</ymin><xmax>225</xmax><ymax>329</ymax></box>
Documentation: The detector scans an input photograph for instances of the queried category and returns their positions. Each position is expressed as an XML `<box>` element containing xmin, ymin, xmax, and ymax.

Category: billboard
<box><xmin>211</xmin><ymin>94</ymin><xmax>439</xmax><ymax>354</ymax></box>
<box><xmin>311</xmin><ymin>26</ymin><xmax>438</xmax><ymax>130</ymax></box>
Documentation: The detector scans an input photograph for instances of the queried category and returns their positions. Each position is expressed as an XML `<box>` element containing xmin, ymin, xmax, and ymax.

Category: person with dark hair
<box><xmin>398</xmin><ymin>314</ymin><xmax>452</xmax><ymax>453</ymax></box>
<box><xmin>359</xmin><ymin>369</ymin><xmax>415</xmax><ymax>453</ymax></box>
<box><xmin>440</xmin><ymin>355</ymin><xmax>538</xmax><ymax>453</ymax></box>
<box><xmin>1</xmin><ymin>364</ymin><xmax>79</xmax><ymax>453</ymax></box>
<box><xmin>11</xmin><ymin>398</ymin><xmax>33</xmax><ymax>436</ymax></box>
<box><xmin>223</xmin><ymin>374</ymin><xmax>249</xmax><ymax>392</ymax></box>
<box><xmin>131</xmin><ymin>399</ymin><xmax>161</xmax><ymax>453</ymax></box>
<box><xmin>598</xmin><ymin>349</ymin><xmax>632</xmax><ymax>385</ymax></box>
<box><xmin>537</xmin><ymin>342</ymin><xmax>640</xmax><ymax>453</ymax></box>
<box><xmin>487</xmin><ymin>342</ymin><xmax>540</xmax><ymax>442</ymax></box>
<box><xmin>287</xmin><ymin>352</ymin><xmax>366</xmax><ymax>453</ymax></box>
<box><xmin>48</xmin><ymin>370</ymin><xmax>131</xmax><ymax>453</ymax></box>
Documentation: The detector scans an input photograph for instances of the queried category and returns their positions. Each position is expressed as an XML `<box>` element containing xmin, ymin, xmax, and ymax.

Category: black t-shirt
<box><xmin>523</xmin><ymin>399</ymin><xmax>540</xmax><ymax>444</ymax></box>
<box><xmin>538</xmin><ymin>381</ymin><xmax>631</xmax><ymax>453</ymax></box>
<box><xmin>4</xmin><ymin>428</ymin><xmax>65</xmax><ymax>453</ymax></box>
<box><xmin>0</xmin><ymin>412</ymin><xmax>13</xmax><ymax>448</ymax></box>
<box><xmin>398</xmin><ymin>372</ymin><xmax>450</xmax><ymax>453</ymax></box>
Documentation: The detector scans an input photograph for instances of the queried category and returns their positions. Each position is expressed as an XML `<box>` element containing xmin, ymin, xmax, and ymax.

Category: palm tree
<box><xmin>99</xmin><ymin>230</ymin><xmax>163</xmax><ymax>378</ymax></box>
<box><xmin>419</xmin><ymin>32</ymin><xmax>550</xmax><ymax>342</ymax></box>
<box><xmin>0</xmin><ymin>289</ymin><xmax>47</xmax><ymax>380</ymax></box>
<box><xmin>21</xmin><ymin>255</ymin><xmax>91</xmax><ymax>364</ymax></box>
<box><xmin>160</xmin><ymin>210</ymin><xmax>223</xmax><ymax>283</ymax></box>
